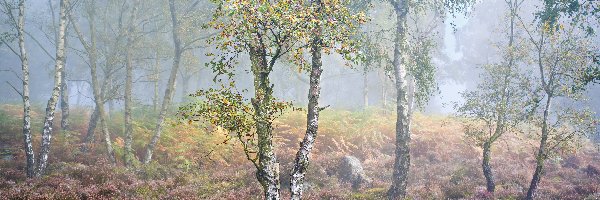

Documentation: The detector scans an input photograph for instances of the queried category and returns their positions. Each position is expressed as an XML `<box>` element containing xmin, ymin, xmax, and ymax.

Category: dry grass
<box><xmin>0</xmin><ymin>105</ymin><xmax>599</xmax><ymax>199</ymax></box>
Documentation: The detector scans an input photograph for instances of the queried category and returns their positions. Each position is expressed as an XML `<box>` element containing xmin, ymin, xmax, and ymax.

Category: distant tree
<box><xmin>520</xmin><ymin>13</ymin><xmax>598</xmax><ymax>200</ymax></box>
<box><xmin>354</xmin><ymin>32</ymin><xmax>385</xmax><ymax>109</ymax></box>
<box><xmin>70</xmin><ymin>1</ymin><xmax>116</xmax><ymax>164</ymax></box>
<box><xmin>123</xmin><ymin>0</ymin><xmax>140</xmax><ymax>168</ymax></box>
<box><xmin>179</xmin><ymin>51</ymin><xmax>203</xmax><ymax>102</ymax></box>
<box><xmin>456</xmin><ymin>0</ymin><xmax>535</xmax><ymax>193</ymax></box>
<box><xmin>143</xmin><ymin>0</ymin><xmax>212</xmax><ymax>164</ymax></box>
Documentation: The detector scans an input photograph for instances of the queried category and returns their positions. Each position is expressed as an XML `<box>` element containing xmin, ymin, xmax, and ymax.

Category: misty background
<box><xmin>1</xmin><ymin>0</ymin><xmax>598</xmax><ymax>116</ymax></box>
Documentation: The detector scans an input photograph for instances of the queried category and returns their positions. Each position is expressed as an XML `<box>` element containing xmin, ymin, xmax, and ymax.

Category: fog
<box><xmin>1</xmin><ymin>0</ymin><xmax>599</xmax><ymax>199</ymax></box>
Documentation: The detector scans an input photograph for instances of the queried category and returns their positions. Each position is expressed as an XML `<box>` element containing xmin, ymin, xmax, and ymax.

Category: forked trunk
<box><xmin>70</xmin><ymin>3</ymin><xmax>115</xmax><ymax>164</ymax></box>
<box><xmin>144</xmin><ymin>0</ymin><xmax>182</xmax><ymax>164</ymax></box>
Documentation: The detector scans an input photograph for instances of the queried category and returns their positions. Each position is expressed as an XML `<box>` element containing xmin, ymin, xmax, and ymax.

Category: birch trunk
<box><xmin>16</xmin><ymin>0</ymin><xmax>35</xmax><ymax>178</ymax></box>
<box><xmin>60</xmin><ymin>71</ymin><xmax>69</xmax><ymax>131</ymax></box>
<box><xmin>290</xmin><ymin>7</ymin><xmax>323</xmax><ymax>198</ymax></box>
<box><xmin>35</xmin><ymin>0</ymin><xmax>69</xmax><ymax>177</ymax></box>
<box><xmin>388</xmin><ymin>0</ymin><xmax>411</xmax><ymax>198</ymax></box>
<box><xmin>60</xmin><ymin>31</ymin><xmax>69</xmax><ymax>131</ymax></box>
<box><xmin>143</xmin><ymin>0</ymin><xmax>182</xmax><ymax>164</ymax></box>
<box><xmin>250</xmin><ymin>46</ymin><xmax>280</xmax><ymax>200</ymax></box>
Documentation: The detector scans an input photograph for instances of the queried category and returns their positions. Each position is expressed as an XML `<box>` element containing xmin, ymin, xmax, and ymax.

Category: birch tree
<box><xmin>123</xmin><ymin>0</ymin><xmax>140</xmax><ymax>167</ymax></box>
<box><xmin>520</xmin><ymin>17</ymin><xmax>598</xmax><ymax>200</ymax></box>
<box><xmin>290</xmin><ymin>0</ymin><xmax>364</xmax><ymax>199</ymax></box>
<box><xmin>180</xmin><ymin>0</ymin><xmax>364</xmax><ymax>199</ymax></box>
<box><xmin>387</xmin><ymin>0</ymin><xmax>474</xmax><ymax>198</ymax></box>
<box><xmin>456</xmin><ymin>0</ymin><xmax>537</xmax><ymax>193</ymax></box>
<box><xmin>70</xmin><ymin>1</ymin><xmax>116</xmax><ymax>163</ymax></box>
<box><xmin>0</xmin><ymin>0</ymin><xmax>34</xmax><ymax>177</ymax></box>
<box><xmin>35</xmin><ymin>0</ymin><xmax>69</xmax><ymax>177</ymax></box>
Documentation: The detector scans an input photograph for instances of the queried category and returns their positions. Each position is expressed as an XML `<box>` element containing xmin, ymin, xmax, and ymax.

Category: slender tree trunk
<box><xmin>363</xmin><ymin>71</ymin><xmax>369</xmax><ymax>108</ymax></box>
<box><xmin>143</xmin><ymin>0</ymin><xmax>182</xmax><ymax>164</ymax></box>
<box><xmin>35</xmin><ymin>0</ymin><xmax>69</xmax><ymax>177</ymax></box>
<box><xmin>60</xmin><ymin>37</ymin><xmax>69</xmax><ymax>131</ymax></box>
<box><xmin>93</xmin><ymin>38</ymin><xmax>116</xmax><ymax>165</ymax></box>
<box><xmin>388</xmin><ymin>0</ymin><xmax>411</xmax><ymax>198</ymax></box>
<box><xmin>60</xmin><ymin>71</ymin><xmax>69</xmax><ymax>131</ymax></box>
<box><xmin>153</xmin><ymin>53</ymin><xmax>160</xmax><ymax>112</ymax></box>
<box><xmin>526</xmin><ymin>96</ymin><xmax>552</xmax><ymax>200</ymax></box>
<box><xmin>381</xmin><ymin>68</ymin><xmax>388</xmax><ymax>109</ymax></box>
<box><xmin>482</xmin><ymin>141</ymin><xmax>495</xmax><ymax>192</ymax></box>
<box><xmin>76</xmin><ymin>82</ymin><xmax>82</xmax><ymax>106</ymax></box>
<box><xmin>107</xmin><ymin>98</ymin><xmax>113</xmax><ymax>121</ymax></box>
<box><xmin>406</xmin><ymin>75</ymin><xmax>415</xmax><ymax>116</ymax></box>
<box><xmin>290</xmin><ymin>6</ymin><xmax>322</xmax><ymax>198</ymax></box>
<box><xmin>16</xmin><ymin>0</ymin><xmax>34</xmax><ymax>178</ymax></box>
<box><xmin>181</xmin><ymin>75</ymin><xmax>190</xmax><ymax>102</ymax></box>
<box><xmin>250</xmin><ymin>46</ymin><xmax>280</xmax><ymax>199</ymax></box>
<box><xmin>123</xmin><ymin>0</ymin><xmax>138</xmax><ymax>167</ymax></box>
<box><xmin>124</xmin><ymin>40</ymin><xmax>135</xmax><ymax>167</ymax></box>
<box><xmin>483</xmin><ymin>1</ymin><xmax>518</xmax><ymax>193</ymax></box>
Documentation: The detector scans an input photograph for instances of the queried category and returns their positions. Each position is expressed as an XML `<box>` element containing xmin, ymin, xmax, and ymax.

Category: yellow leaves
<box><xmin>222</xmin><ymin>97</ymin><xmax>230</xmax><ymax>105</ymax></box>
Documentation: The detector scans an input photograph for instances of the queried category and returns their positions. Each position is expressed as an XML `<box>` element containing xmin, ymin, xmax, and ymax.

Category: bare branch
<box><xmin>5</xmin><ymin>81</ymin><xmax>23</xmax><ymax>97</ymax></box>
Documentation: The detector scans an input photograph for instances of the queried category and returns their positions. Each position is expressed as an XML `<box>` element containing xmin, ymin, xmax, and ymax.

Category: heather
<box><xmin>1</xmin><ymin>105</ymin><xmax>598</xmax><ymax>199</ymax></box>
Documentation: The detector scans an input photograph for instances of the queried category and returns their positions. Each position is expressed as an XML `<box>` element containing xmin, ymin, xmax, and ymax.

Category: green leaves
<box><xmin>177</xmin><ymin>82</ymin><xmax>293</xmax><ymax>153</ymax></box>
<box><xmin>205</xmin><ymin>0</ymin><xmax>367</xmax><ymax>76</ymax></box>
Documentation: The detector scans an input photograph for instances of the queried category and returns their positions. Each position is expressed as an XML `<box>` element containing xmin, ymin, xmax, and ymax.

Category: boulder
<box><xmin>338</xmin><ymin>155</ymin><xmax>372</xmax><ymax>189</ymax></box>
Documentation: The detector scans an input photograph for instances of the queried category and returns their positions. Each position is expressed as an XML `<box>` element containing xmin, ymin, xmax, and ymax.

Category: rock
<box><xmin>338</xmin><ymin>155</ymin><xmax>372</xmax><ymax>189</ymax></box>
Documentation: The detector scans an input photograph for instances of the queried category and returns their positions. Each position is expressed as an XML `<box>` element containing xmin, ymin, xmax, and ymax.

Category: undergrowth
<box><xmin>0</xmin><ymin>104</ymin><xmax>599</xmax><ymax>199</ymax></box>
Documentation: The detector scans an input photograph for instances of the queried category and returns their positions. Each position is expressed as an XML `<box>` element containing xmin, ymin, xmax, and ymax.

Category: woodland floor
<box><xmin>0</xmin><ymin>104</ymin><xmax>599</xmax><ymax>199</ymax></box>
